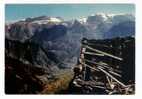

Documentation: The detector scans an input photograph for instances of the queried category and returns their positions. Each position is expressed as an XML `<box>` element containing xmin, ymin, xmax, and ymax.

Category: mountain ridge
<box><xmin>5</xmin><ymin>13</ymin><xmax>135</xmax><ymax>68</ymax></box>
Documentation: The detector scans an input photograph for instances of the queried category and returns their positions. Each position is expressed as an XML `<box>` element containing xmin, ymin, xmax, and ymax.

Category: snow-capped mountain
<box><xmin>25</xmin><ymin>16</ymin><xmax>63</xmax><ymax>23</ymax></box>
<box><xmin>30</xmin><ymin>17</ymin><xmax>63</xmax><ymax>24</ymax></box>
<box><xmin>5</xmin><ymin>13</ymin><xmax>135</xmax><ymax>67</ymax></box>
<box><xmin>6</xmin><ymin>13</ymin><xmax>135</xmax><ymax>40</ymax></box>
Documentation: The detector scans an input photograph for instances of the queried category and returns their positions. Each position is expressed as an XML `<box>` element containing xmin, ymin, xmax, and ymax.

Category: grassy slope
<box><xmin>40</xmin><ymin>69</ymin><xmax>73</xmax><ymax>94</ymax></box>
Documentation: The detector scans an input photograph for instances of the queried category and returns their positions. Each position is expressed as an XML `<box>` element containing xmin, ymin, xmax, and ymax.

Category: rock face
<box><xmin>5</xmin><ymin>39</ymin><xmax>59</xmax><ymax>70</ymax></box>
<box><xmin>5</xmin><ymin>39</ymin><xmax>59</xmax><ymax>94</ymax></box>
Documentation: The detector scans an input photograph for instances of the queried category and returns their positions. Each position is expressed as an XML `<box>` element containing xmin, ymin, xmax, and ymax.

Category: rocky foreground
<box><xmin>5</xmin><ymin>36</ymin><xmax>135</xmax><ymax>94</ymax></box>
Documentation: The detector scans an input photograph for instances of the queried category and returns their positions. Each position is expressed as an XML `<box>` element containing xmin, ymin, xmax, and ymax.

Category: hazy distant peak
<box><xmin>77</xmin><ymin>17</ymin><xmax>87</xmax><ymax>24</ymax></box>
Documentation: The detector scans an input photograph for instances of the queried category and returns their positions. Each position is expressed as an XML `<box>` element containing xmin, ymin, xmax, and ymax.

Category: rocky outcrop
<box><xmin>5</xmin><ymin>39</ymin><xmax>59</xmax><ymax>94</ymax></box>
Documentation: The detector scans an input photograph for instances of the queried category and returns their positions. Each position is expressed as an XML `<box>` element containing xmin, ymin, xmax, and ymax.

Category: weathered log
<box><xmin>98</xmin><ymin>66</ymin><xmax>126</xmax><ymax>87</ymax></box>
<box><xmin>83</xmin><ymin>51</ymin><xmax>104</xmax><ymax>56</ymax></box>
<box><xmin>83</xmin><ymin>59</ymin><xmax>121</xmax><ymax>77</ymax></box>
<box><xmin>83</xmin><ymin>45</ymin><xmax>123</xmax><ymax>61</ymax></box>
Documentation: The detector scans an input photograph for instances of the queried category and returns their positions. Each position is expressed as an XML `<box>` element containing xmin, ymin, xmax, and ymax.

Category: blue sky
<box><xmin>5</xmin><ymin>4</ymin><xmax>135</xmax><ymax>22</ymax></box>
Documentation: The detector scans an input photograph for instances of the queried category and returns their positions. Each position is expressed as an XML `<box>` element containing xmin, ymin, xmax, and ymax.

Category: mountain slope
<box><xmin>5</xmin><ymin>14</ymin><xmax>135</xmax><ymax>68</ymax></box>
<box><xmin>105</xmin><ymin>21</ymin><xmax>135</xmax><ymax>38</ymax></box>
